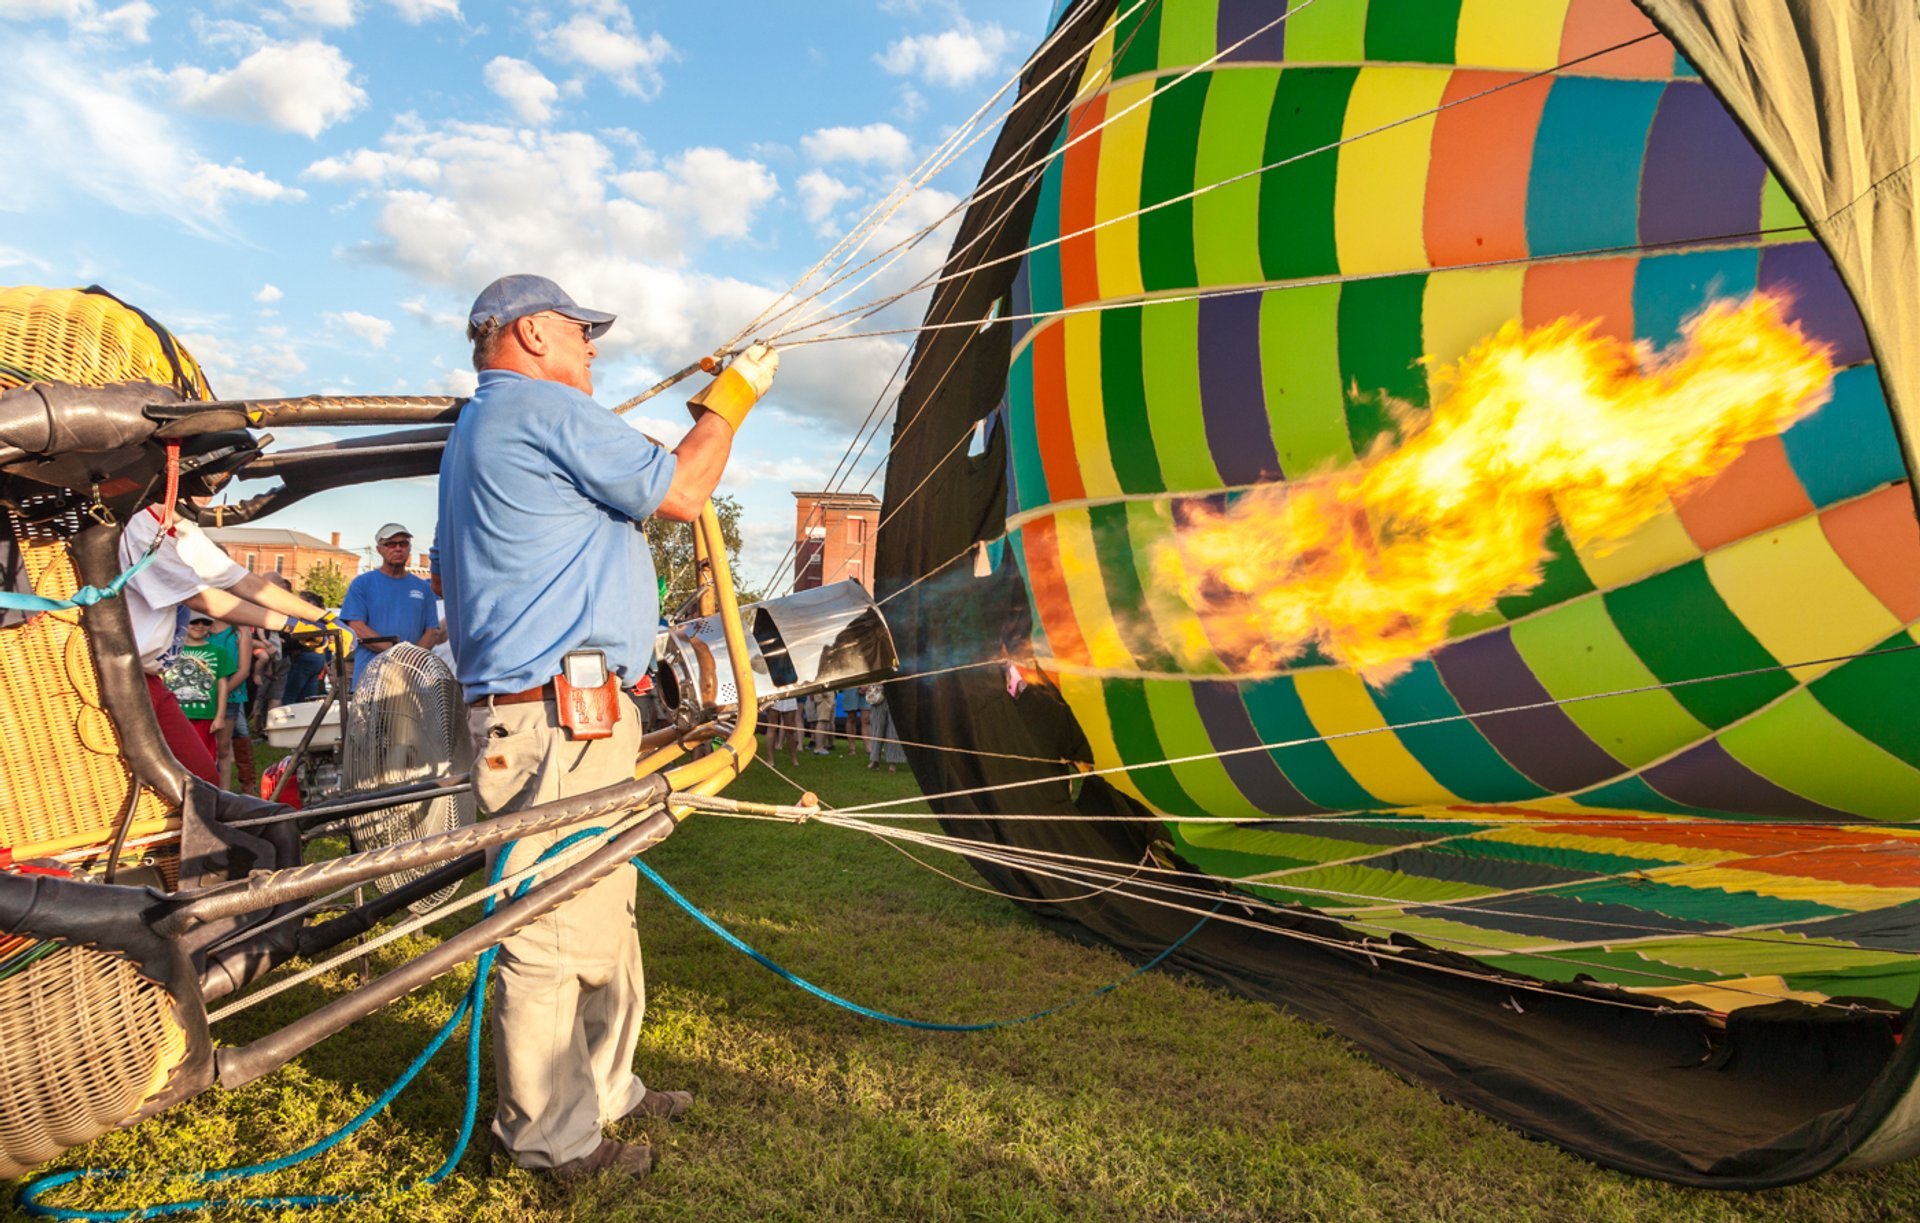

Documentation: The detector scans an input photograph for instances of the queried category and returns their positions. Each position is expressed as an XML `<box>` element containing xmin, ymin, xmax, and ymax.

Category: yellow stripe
<box><xmin>1055</xmin><ymin>669</ymin><xmax>1154</xmax><ymax>808</ymax></box>
<box><xmin>1051</xmin><ymin>508</ymin><xmax>1137</xmax><ymax>669</ymax></box>
<box><xmin>1335</xmin><ymin>67</ymin><xmax>1451</xmax><ymax>277</ymax></box>
<box><xmin>1454</xmin><ymin>0</ymin><xmax>1571</xmax><ymax>70</ymax></box>
<box><xmin>1704</xmin><ymin>515</ymin><xmax>1901</xmax><ymax>682</ymax></box>
<box><xmin>1077</xmin><ymin>19</ymin><xmax>1119</xmax><ymax>96</ymax></box>
<box><xmin>1063</xmin><ymin>312</ymin><xmax>1122</xmax><ymax>499</ymax></box>
<box><xmin>1660</xmin><ymin>866</ymin><xmax>1920</xmax><ymax>911</ymax></box>
<box><xmin>1422</xmin><ymin>265</ymin><xmax>1527</xmax><ymax>371</ymax></box>
<box><xmin>1568</xmin><ymin>498</ymin><xmax>1699</xmax><ymax>590</ymax></box>
<box><xmin>1291</xmin><ymin>669</ymin><xmax>1461</xmax><ymax>806</ymax></box>
<box><xmin>1093</xmin><ymin>79</ymin><xmax>1154</xmax><ymax>300</ymax></box>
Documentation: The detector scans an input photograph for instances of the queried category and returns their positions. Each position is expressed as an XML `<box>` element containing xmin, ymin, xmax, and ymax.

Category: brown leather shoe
<box><xmin>549</xmin><ymin>1138</ymin><xmax>653</xmax><ymax>1182</ymax></box>
<box><xmin>622</xmin><ymin>1087</ymin><xmax>693</xmax><ymax>1121</ymax></box>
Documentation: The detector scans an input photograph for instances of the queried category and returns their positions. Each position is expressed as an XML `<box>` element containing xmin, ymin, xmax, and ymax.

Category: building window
<box><xmin>846</xmin><ymin>515</ymin><xmax>866</xmax><ymax>544</ymax></box>
<box><xmin>273</xmin><ymin>555</ymin><xmax>286</xmax><ymax>575</ymax></box>
<box><xmin>245</xmin><ymin>552</ymin><xmax>257</xmax><ymax>571</ymax></box>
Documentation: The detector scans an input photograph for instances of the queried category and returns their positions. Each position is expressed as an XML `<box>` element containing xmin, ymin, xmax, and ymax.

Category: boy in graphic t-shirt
<box><xmin>166</xmin><ymin>613</ymin><xmax>237</xmax><ymax>759</ymax></box>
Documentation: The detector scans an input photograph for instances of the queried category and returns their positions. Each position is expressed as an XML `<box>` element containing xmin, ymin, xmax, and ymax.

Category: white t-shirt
<box><xmin>118</xmin><ymin>508</ymin><xmax>249</xmax><ymax>674</ymax></box>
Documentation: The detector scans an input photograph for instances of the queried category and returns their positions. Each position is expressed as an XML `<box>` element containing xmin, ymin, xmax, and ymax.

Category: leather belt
<box><xmin>470</xmin><ymin>677</ymin><xmax>653</xmax><ymax>709</ymax></box>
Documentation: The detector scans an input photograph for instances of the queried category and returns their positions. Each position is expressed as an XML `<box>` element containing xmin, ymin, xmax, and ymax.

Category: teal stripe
<box><xmin>1370</xmin><ymin>663</ymin><xmax>1550</xmax><ymax>801</ymax></box>
<box><xmin>1239</xmin><ymin>676</ymin><xmax>1385</xmax><ymax>810</ymax></box>
<box><xmin>1006</xmin><ymin>346</ymin><xmax>1051</xmax><ymax>512</ymax></box>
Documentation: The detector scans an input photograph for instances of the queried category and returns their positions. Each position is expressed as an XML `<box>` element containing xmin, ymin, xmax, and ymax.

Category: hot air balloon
<box><xmin>876</xmin><ymin>0</ymin><xmax>1920</xmax><ymax>1187</ymax></box>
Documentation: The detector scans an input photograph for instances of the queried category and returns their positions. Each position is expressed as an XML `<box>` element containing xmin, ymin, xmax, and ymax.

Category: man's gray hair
<box><xmin>469</xmin><ymin>317</ymin><xmax>509</xmax><ymax>371</ymax></box>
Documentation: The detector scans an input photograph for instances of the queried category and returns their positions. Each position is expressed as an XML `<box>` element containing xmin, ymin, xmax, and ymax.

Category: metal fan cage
<box><xmin>340</xmin><ymin>643</ymin><xmax>472</xmax><ymax>911</ymax></box>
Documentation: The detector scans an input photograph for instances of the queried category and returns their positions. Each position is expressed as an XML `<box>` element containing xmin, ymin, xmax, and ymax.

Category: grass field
<box><xmin>19</xmin><ymin>748</ymin><xmax>1920</xmax><ymax>1220</ymax></box>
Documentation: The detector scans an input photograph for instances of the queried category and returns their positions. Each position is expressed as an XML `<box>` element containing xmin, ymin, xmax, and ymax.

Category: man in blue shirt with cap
<box><xmin>438</xmin><ymin>273</ymin><xmax>776</xmax><ymax>1182</ymax></box>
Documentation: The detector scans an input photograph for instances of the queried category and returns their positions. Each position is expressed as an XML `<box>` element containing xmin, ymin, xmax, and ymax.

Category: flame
<box><xmin>1154</xmin><ymin>294</ymin><xmax>1836</xmax><ymax>682</ymax></box>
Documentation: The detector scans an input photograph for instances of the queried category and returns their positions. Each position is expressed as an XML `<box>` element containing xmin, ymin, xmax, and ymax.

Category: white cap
<box><xmin>374</xmin><ymin>522</ymin><xmax>411</xmax><ymax>543</ymax></box>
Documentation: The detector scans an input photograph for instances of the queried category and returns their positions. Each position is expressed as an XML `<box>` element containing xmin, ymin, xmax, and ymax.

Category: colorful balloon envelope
<box><xmin>879</xmin><ymin>0</ymin><xmax>1920</xmax><ymax>1186</ymax></box>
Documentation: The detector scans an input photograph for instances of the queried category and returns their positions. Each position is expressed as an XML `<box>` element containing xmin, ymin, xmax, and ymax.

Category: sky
<box><xmin>0</xmin><ymin>0</ymin><xmax>1045</xmax><ymax>587</ymax></box>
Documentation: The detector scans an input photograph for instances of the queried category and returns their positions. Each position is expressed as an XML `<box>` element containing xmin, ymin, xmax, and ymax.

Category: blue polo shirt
<box><xmin>436</xmin><ymin>369</ymin><xmax>676</xmax><ymax>701</ymax></box>
<box><xmin>341</xmin><ymin>569</ymin><xmax>439</xmax><ymax>685</ymax></box>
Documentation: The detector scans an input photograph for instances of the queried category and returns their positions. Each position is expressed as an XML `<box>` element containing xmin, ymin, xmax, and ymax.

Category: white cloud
<box><xmin>282</xmin><ymin>0</ymin><xmax>356</xmax><ymax>26</ymax></box>
<box><xmin>169</xmin><ymin>39</ymin><xmax>367</xmax><ymax>138</ymax></box>
<box><xmin>426</xmin><ymin>367</ymin><xmax>478</xmax><ymax>396</ymax></box>
<box><xmin>540</xmin><ymin>6</ymin><xmax>673</xmax><ymax>97</ymax></box>
<box><xmin>0</xmin><ymin>40</ymin><xmax>305</xmax><ymax>234</ymax></box>
<box><xmin>797</xmin><ymin>170</ymin><xmax>854</xmax><ymax>227</ymax></box>
<box><xmin>176</xmin><ymin>330</ymin><xmax>310</xmax><ymax>400</ymax></box>
<box><xmin>877</xmin><ymin>20</ymin><xmax>1012</xmax><ymax>88</ymax></box>
<box><xmin>800</xmin><ymin>123</ymin><xmax>911</xmax><ymax>168</ymax></box>
<box><xmin>483</xmin><ymin>56</ymin><xmax>559</xmax><ymax>125</ymax></box>
<box><xmin>0</xmin><ymin>0</ymin><xmax>154</xmax><ymax>42</ymax></box>
<box><xmin>328</xmin><ymin>310</ymin><xmax>394</xmax><ymax>348</ymax></box>
<box><xmin>616</xmin><ymin>147</ymin><xmax>776</xmax><ymax>239</ymax></box>
<box><xmin>255</xmin><ymin>283</ymin><xmax>284</xmax><ymax>303</ymax></box>
<box><xmin>388</xmin><ymin>0</ymin><xmax>457</xmax><ymax>22</ymax></box>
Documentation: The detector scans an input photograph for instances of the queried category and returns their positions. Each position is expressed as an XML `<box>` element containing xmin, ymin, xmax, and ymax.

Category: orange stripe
<box><xmin>1545</xmin><ymin>822</ymin><xmax>1896</xmax><ymax>853</ymax></box>
<box><xmin>1060</xmin><ymin>95</ymin><xmax>1107</xmax><ymax>309</ymax></box>
<box><xmin>1820</xmin><ymin>484</ymin><xmax>1920</xmax><ymax>622</ymax></box>
<box><xmin>1732</xmin><ymin>843</ymin><xmax>1920</xmax><ymax>889</ymax></box>
<box><xmin>1670</xmin><ymin>436</ymin><xmax>1815</xmax><ymax>552</ymax></box>
<box><xmin>1523</xmin><ymin>256</ymin><xmax>1636</xmax><ymax>340</ymax></box>
<box><xmin>1021</xmin><ymin>517</ymin><xmax>1090</xmax><ymax>665</ymax></box>
<box><xmin>1029</xmin><ymin>323</ymin><xmax>1086</xmax><ymax>502</ymax></box>
<box><xmin>1425</xmin><ymin>72</ymin><xmax>1552</xmax><ymax>269</ymax></box>
<box><xmin>1559</xmin><ymin>0</ymin><xmax>1674</xmax><ymax>78</ymax></box>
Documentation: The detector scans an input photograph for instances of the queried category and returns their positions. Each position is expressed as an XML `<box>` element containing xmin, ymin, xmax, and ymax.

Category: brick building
<box><xmin>203</xmin><ymin>527</ymin><xmax>361</xmax><ymax>586</ymax></box>
<box><xmin>791</xmin><ymin>491</ymin><xmax>880</xmax><ymax>592</ymax></box>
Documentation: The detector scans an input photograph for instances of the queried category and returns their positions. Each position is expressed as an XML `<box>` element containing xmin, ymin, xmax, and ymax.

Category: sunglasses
<box><xmin>542</xmin><ymin>313</ymin><xmax>593</xmax><ymax>344</ymax></box>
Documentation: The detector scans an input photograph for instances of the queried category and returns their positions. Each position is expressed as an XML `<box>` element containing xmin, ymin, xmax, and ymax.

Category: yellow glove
<box><xmin>686</xmin><ymin>343</ymin><xmax>778</xmax><ymax>431</ymax></box>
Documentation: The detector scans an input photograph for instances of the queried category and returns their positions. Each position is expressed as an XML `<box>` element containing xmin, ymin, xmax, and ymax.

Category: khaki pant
<box><xmin>471</xmin><ymin>691</ymin><xmax>650</xmax><ymax>1169</ymax></box>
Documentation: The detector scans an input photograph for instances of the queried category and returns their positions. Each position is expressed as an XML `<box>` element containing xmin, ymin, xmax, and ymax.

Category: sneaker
<box><xmin>544</xmin><ymin>1138</ymin><xmax>654</xmax><ymax>1183</ymax></box>
<box><xmin>622</xmin><ymin>1087</ymin><xmax>693</xmax><ymax>1121</ymax></box>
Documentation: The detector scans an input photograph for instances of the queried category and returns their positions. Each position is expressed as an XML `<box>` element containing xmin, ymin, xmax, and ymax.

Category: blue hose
<box><xmin>19</xmin><ymin>832</ymin><xmax>1215</xmax><ymax>1216</ymax></box>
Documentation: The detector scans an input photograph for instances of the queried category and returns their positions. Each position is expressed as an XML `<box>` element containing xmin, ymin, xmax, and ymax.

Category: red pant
<box><xmin>145</xmin><ymin>672</ymin><xmax>219</xmax><ymax>785</ymax></box>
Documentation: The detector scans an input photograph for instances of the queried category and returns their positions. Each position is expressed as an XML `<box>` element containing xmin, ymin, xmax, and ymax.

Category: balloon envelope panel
<box><xmin>986</xmin><ymin>0</ymin><xmax>1920</xmax><ymax>1017</ymax></box>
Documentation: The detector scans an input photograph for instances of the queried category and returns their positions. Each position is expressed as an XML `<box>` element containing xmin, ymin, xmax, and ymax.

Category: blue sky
<box><xmin>0</xmin><ymin>0</ymin><xmax>1042</xmax><ymax>587</ymax></box>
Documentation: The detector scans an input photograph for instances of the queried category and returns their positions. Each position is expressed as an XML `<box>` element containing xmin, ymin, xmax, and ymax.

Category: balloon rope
<box><xmin>766</xmin><ymin>0</ymin><xmax>1317</xmax><ymax>345</ymax></box>
<box><xmin>770</xmin><ymin>26</ymin><xmax>1662</xmax><ymax>345</ymax></box>
<box><xmin>848</xmin><ymin>640</ymin><xmax>1920</xmax><ymax>815</ymax></box>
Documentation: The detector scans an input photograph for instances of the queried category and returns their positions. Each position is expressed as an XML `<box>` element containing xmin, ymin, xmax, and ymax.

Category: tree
<box><xmin>648</xmin><ymin>493</ymin><xmax>762</xmax><ymax>615</ymax></box>
<box><xmin>301</xmin><ymin>560</ymin><xmax>350</xmax><ymax>607</ymax></box>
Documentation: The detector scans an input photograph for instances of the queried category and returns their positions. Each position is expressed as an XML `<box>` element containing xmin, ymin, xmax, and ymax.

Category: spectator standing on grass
<box><xmin>765</xmin><ymin>695</ymin><xmax>802</xmax><ymax>765</ymax></box>
<box><xmin>865</xmin><ymin>683</ymin><xmax>905</xmax><ymax>773</ymax></box>
<box><xmin>806</xmin><ymin>689</ymin><xmax>834</xmax><ymax>754</ymax></box>
<box><xmin>840</xmin><ymin>684</ymin><xmax>869</xmax><ymax>756</ymax></box>
<box><xmin>341</xmin><ymin>522</ymin><xmax>444</xmax><ymax>688</ymax></box>
<box><xmin>207</xmin><ymin>619</ymin><xmax>257</xmax><ymax>793</ymax></box>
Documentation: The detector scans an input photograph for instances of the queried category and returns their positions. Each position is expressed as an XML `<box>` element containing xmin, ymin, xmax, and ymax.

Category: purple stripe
<box><xmin>1637</xmin><ymin>83</ymin><xmax>1765</xmax><ymax>247</ymax></box>
<box><xmin>1432</xmin><ymin>631</ymin><xmax>1624</xmax><ymax>792</ymax></box>
<box><xmin>1197</xmin><ymin>293</ymin><xmax>1283</xmax><ymax>485</ymax></box>
<box><xmin>1641</xmin><ymin>741</ymin><xmax>1852</xmax><ymax>819</ymax></box>
<box><xmin>1217</xmin><ymin>0</ymin><xmax>1287</xmax><ymax>63</ymax></box>
<box><xmin>1192</xmin><ymin>680</ymin><xmax>1326</xmax><ymax>814</ymax></box>
<box><xmin>1759</xmin><ymin>242</ymin><xmax>1871</xmax><ymax>367</ymax></box>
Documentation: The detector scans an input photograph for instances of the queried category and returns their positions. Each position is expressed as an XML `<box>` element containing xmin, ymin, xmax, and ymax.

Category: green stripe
<box><xmin>1193</xmin><ymin>68</ymin><xmax>1277</xmax><ymax>287</ymax></box>
<box><xmin>1258</xmin><ymin>284</ymin><xmax>1354</xmax><ymax>473</ymax></box>
<box><xmin>1113</xmin><ymin>0</ymin><xmax>1164</xmax><ymax>78</ymax></box>
<box><xmin>1255</xmin><ymin>860</ymin><xmax>1499</xmax><ymax>907</ymax></box>
<box><xmin>1005</xmin><ymin>346</ymin><xmax>1050</xmax><ymax>510</ymax></box>
<box><xmin>1142</xmin><ymin>677</ymin><xmax>1270</xmax><ymax>818</ymax></box>
<box><xmin>1509</xmin><ymin>595</ymin><xmax>1709</xmax><ymax>767</ymax></box>
<box><xmin>1574</xmin><ymin>775</ymin><xmax>1718</xmax><ymax>818</ymax></box>
<box><xmin>1139</xmin><ymin>298</ymin><xmax>1223</xmax><ymax>490</ymax></box>
<box><xmin>1563</xmin><ymin>879</ymin><xmax>1846</xmax><ymax>926</ymax></box>
<box><xmin>1103</xmin><ymin>678</ymin><xmax>1203</xmax><ymax>813</ymax></box>
<box><xmin>1717</xmin><ymin>688</ymin><xmax>1920</xmax><ymax>821</ymax></box>
<box><xmin>1169</xmin><ymin>824</ymin><xmax>1316</xmax><ymax>879</ymax></box>
<box><xmin>1337</xmin><ymin>274</ymin><xmax>1427</xmax><ymax>453</ymax></box>
<box><xmin>1088</xmin><ymin>503</ymin><xmax>1175</xmax><ymax>668</ymax></box>
<box><xmin>1258</xmin><ymin>68</ymin><xmax>1354</xmax><ymax>280</ymax></box>
<box><xmin>1285</xmin><ymin>1</ymin><xmax>1368</xmax><ymax>61</ymax></box>
<box><xmin>1809</xmin><ymin>632</ymin><xmax>1920</xmax><ymax>768</ymax></box>
<box><xmin>1099</xmin><ymin>308</ymin><xmax>1164</xmax><ymax>493</ymax></box>
<box><xmin>1239</xmin><ymin>676</ymin><xmax>1385</xmax><ymax>810</ymax></box>
<box><xmin>1139</xmin><ymin>73</ymin><xmax>1209</xmax><ymax>292</ymax></box>
<box><xmin>1158</xmin><ymin>0</ymin><xmax>1219</xmax><ymax>69</ymax></box>
<box><xmin>1369</xmin><ymin>663</ymin><xmax>1548</xmax><ymax>800</ymax></box>
<box><xmin>1495</xmin><ymin>525</ymin><xmax>1595</xmax><ymax>619</ymax></box>
<box><xmin>1603</xmin><ymin>561</ymin><xmax>1794</xmax><ymax>728</ymax></box>
<box><xmin>1364</xmin><ymin>0</ymin><xmax>1459</xmax><ymax>63</ymax></box>
<box><xmin>1782</xmin><ymin>963</ymin><xmax>1920</xmax><ymax>1008</ymax></box>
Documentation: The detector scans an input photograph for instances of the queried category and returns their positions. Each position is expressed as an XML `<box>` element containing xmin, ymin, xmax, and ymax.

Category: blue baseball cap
<box><xmin>466</xmin><ymin>274</ymin><xmax>616</xmax><ymax>340</ymax></box>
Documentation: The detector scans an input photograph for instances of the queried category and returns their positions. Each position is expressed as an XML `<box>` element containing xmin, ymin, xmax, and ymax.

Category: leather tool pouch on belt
<box><xmin>554</xmin><ymin>649</ymin><xmax>620</xmax><ymax>740</ymax></box>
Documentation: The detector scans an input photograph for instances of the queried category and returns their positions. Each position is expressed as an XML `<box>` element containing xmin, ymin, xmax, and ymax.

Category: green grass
<box><xmin>18</xmin><ymin>747</ymin><xmax>1920</xmax><ymax>1220</ymax></box>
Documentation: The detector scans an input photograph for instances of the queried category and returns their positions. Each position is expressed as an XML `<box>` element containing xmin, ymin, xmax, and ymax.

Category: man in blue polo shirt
<box><xmin>437</xmin><ymin>273</ymin><xmax>775</xmax><ymax>1183</ymax></box>
<box><xmin>340</xmin><ymin>522</ymin><xmax>443</xmax><ymax>687</ymax></box>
